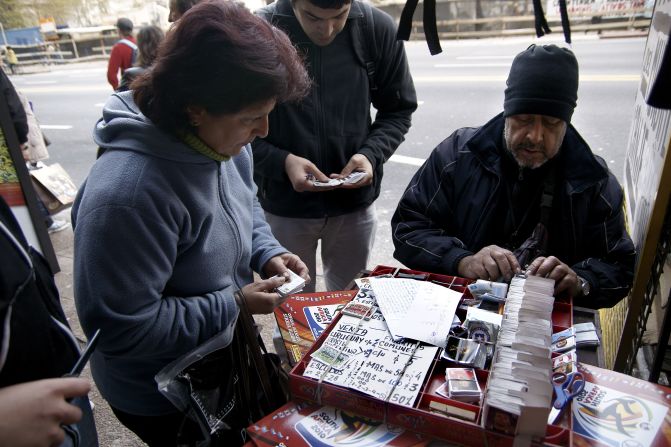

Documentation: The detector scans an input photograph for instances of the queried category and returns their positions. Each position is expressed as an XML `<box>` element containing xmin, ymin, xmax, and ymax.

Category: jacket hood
<box><xmin>466</xmin><ymin>112</ymin><xmax>608</xmax><ymax>193</ymax></box>
<box><xmin>93</xmin><ymin>91</ymin><xmax>210</xmax><ymax>164</ymax></box>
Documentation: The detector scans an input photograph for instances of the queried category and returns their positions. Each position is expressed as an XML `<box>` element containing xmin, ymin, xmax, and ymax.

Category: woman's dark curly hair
<box><xmin>133</xmin><ymin>0</ymin><xmax>310</xmax><ymax>134</ymax></box>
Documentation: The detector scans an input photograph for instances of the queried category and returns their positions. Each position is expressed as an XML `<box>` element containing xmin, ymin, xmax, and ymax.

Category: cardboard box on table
<box><xmin>287</xmin><ymin>266</ymin><xmax>574</xmax><ymax>446</ymax></box>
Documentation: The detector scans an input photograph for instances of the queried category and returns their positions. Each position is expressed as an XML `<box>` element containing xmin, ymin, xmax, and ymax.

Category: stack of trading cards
<box><xmin>551</xmin><ymin>322</ymin><xmax>599</xmax><ymax>352</ymax></box>
<box><xmin>481</xmin><ymin>275</ymin><xmax>555</xmax><ymax>440</ymax></box>
<box><xmin>276</xmin><ymin>269</ymin><xmax>307</xmax><ymax>297</ymax></box>
<box><xmin>436</xmin><ymin>368</ymin><xmax>482</xmax><ymax>402</ymax></box>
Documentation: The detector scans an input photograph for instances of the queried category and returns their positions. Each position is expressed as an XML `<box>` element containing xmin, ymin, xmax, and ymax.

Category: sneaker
<box><xmin>48</xmin><ymin>219</ymin><xmax>70</xmax><ymax>234</ymax></box>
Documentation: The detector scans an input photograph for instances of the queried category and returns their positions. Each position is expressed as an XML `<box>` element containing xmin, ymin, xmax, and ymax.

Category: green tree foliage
<box><xmin>0</xmin><ymin>0</ymin><xmax>109</xmax><ymax>29</ymax></box>
<box><xmin>0</xmin><ymin>0</ymin><xmax>29</xmax><ymax>28</ymax></box>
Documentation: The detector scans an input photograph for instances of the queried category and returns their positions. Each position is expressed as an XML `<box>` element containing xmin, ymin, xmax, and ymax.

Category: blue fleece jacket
<box><xmin>72</xmin><ymin>91</ymin><xmax>287</xmax><ymax>415</ymax></box>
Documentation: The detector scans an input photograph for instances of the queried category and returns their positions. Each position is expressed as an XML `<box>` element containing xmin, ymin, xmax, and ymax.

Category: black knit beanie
<box><xmin>503</xmin><ymin>44</ymin><xmax>579</xmax><ymax>123</ymax></box>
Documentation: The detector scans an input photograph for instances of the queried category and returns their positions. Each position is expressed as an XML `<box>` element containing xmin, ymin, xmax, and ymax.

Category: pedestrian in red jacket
<box><xmin>106</xmin><ymin>18</ymin><xmax>136</xmax><ymax>90</ymax></box>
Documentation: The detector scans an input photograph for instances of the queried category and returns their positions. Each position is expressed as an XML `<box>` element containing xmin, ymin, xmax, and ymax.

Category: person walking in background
<box><xmin>16</xmin><ymin>92</ymin><xmax>70</xmax><ymax>233</ymax></box>
<box><xmin>5</xmin><ymin>46</ymin><xmax>19</xmax><ymax>74</ymax></box>
<box><xmin>72</xmin><ymin>1</ymin><xmax>310</xmax><ymax>444</ymax></box>
<box><xmin>117</xmin><ymin>25</ymin><xmax>165</xmax><ymax>92</ymax></box>
<box><xmin>254</xmin><ymin>0</ymin><xmax>417</xmax><ymax>293</ymax></box>
<box><xmin>106</xmin><ymin>18</ymin><xmax>136</xmax><ymax>90</ymax></box>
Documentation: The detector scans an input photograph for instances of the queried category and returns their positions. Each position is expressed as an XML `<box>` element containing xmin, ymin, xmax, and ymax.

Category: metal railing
<box><xmin>407</xmin><ymin>7</ymin><xmax>651</xmax><ymax>40</ymax></box>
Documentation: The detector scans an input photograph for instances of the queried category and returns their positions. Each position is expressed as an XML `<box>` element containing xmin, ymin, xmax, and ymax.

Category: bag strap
<box><xmin>539</xmin><ymin>166</ymin><xmax>556</xmax><ymax>227</ymax></box>
<box><xmin>233</xmin><ymin>290</ymin><xmax>276</xmax><ymax>408</ymax></box>
<box><xmin>350</xmin><ymin>1</ymin><xmax>378</xmax><ymax>94</ymax></box>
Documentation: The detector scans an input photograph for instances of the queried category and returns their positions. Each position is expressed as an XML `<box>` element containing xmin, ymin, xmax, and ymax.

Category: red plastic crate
<box><xmin>288</xmin><ymin>266</ymin><xmax>571</xmax><ymax>446</ymax></box>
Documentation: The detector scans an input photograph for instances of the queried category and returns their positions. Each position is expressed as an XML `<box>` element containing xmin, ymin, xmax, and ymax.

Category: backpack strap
<box><xmin>118</xmin><ymin>38</ymin><xmax>137</xmax><ymax>51</ymax></box>
<box><xmin>350</xmin><ymin>1</ymin><xmax>378</xmax><ymax>93</ymax></box>
<box><xmin>118</xmin><ymin>39</ymin><xmax>138</xmax><ymax>66</ymax></box>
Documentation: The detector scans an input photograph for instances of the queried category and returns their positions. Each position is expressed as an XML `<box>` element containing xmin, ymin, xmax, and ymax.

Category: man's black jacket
<box><xmin>392</xmin><ymin>113</ymin><xmax>636</xmax><ymax>309</ymax></box>
<box><xmin>253</xmin><ymin>0</ymin><xmax>417</xmax><ymax>218</ymax></box>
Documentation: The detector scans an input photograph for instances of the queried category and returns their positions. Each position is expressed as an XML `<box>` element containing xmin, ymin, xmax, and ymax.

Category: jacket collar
<box><xmin>466</xmin><ymin>112</ymin><xmax>608</xmax><ymax>193</ymax></box>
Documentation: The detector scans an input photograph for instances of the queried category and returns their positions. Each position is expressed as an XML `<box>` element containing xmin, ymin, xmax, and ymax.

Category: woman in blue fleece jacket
<box><xmin>71</xmin><ymin>1</ymin><xmax>311</xmax><ymax>444</ymax></box>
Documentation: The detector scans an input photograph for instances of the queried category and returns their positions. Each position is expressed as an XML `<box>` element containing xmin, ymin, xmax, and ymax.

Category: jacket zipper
<box><xmin>313</xmin><ymin>46</ymin><xmax>328</xmax><ymax>216</ymax></box>
<box><xmin>217</xmin><ymin>162</ymin><xmax>243</xmax><ymax>291</ymax></box>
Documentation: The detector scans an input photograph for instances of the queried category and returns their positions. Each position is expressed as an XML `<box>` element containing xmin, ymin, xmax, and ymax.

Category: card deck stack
<box><xmin>551</xmin><ymin>322</ymin><xmax>599</xmax><ymax>353</ymax></box>
<box><xmin>275</xmin><ymin>269</ymin><xmax>306</xmax><ymax>297</ymax></box>
<box><xmin>436</xmin><ymin>368</ymin><xmax>482</xmax><ymax>403</ymax></box>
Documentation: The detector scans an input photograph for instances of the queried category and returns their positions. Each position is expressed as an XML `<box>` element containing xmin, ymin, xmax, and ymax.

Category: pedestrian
<box><xmin>17</xmin><ymin>92</ymin><xmax>70</xmax><ymax>233</ymax></box>
<box><xmin>72</xmin><ymin>1</ymin><xmax>311</xmax><ymax>445</ymax></box>
<box><xmin>5</xmin><ymin>46</ymin><xmax>18</xmax><ymax>74</ymax></box>
<box><xmin>253</xmin><ymin>0</ymin><xmax>417</xmax><ymax>293</ymax></box>
<box><xmin>391</xmin><ymin>44</ymin><xmax>635</xmax><ymax>308</ymax></box>
<box><xmin>106</xmin><ymin>18</ymin><xmax>136</xmax><ymax>90</ymax></box>
<box><xmin>0</xmin><ymin>192</ymin><xmax>98</xmax><ymax>447</ymax></box>
<box><xmin>117</xmin><ymin>25</ymin><xmax>165</xmax><ymax>92</ymax></box>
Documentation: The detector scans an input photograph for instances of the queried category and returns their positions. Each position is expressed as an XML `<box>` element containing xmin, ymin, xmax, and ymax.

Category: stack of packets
<box><xmin>441</xmin><ymin>307</ymin><xmax>501</xmax><ymax>369</ymax></box>
<box><xmin>551</xmin><ymin>322</ymin><xmax>600</xmax><ymax>353</ymax></box>
<box><xmin>466</xmin><ymin>279</ymin><xmax>509</xmax><ymax>304</ymax></box>
<box><xmin>463</xmin><ymin>279</ymin><xmax>509</xmax><ymax>313</ymax></box>
<box><xmin>481</xmin><ymin>275</ymin><xmax>555</xmax><ymax>445</ymax></box>
<box><xmin>436</xmin><ymin>368</ymin><xmax>482</xmax><ymax>403</ymax></box>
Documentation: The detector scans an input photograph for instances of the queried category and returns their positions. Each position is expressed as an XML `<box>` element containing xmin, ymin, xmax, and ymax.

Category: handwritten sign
<box><xmin>303</xmin><ymin>286</ymin><xmax>438</xmax><ymax>407</ymax></box>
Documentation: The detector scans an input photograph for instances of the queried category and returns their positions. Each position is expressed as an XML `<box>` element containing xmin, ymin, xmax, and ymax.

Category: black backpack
<box><xmin>0</xmin><ymin>196</ymin><xmax>80</xmax><ymax>386</ymax></box>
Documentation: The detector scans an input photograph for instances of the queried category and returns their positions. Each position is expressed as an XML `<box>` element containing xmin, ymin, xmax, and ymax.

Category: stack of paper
<box><xmin>365</xmin><ymin>277</ymin><xmax>462</xmax><ymax>348</ymax></box>
<box><xmin>481</xmin><ymin>275</ymin><xmax>555</xmax><ymax>444</ymax></box>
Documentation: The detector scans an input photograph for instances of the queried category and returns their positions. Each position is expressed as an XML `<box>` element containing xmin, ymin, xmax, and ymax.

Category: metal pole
<box><xmin>0</xmin><ymin>22</ymin><xmax>8</xmax><ymax>46</ymax></box>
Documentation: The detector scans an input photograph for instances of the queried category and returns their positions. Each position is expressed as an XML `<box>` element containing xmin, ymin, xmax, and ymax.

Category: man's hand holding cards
<box><xmin>312</xmin><ymin>171</ymin><xmax>367</xmax><ymax>188</ymax></box>
<box><xmin>274</xmin><ymin>269</ymin><xmax>306</xmax><ymax>297</ymax></box>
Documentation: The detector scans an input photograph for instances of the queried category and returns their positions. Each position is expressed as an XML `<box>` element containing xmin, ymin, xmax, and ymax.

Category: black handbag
<box><xmin>161</xmin><ymin>291</ymin><xmax>290</xmax><ymax>446</ymax></box>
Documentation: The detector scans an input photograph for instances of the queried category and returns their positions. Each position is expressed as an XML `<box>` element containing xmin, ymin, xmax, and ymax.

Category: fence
<box><xmin>3</xmin><ymin>35</ymin><xmax>119</xmax><ymax>69</ymax></box>
<box><xmin>2</xmin><ymin>4</ymin><xmax>652</xmax><ymax>69</ymax></box>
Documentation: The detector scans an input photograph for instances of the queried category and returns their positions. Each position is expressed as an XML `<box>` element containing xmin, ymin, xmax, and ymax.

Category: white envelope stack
<box><xmin>481</xmin><ymin>275</ymin><xmax>556</xmax><ymax>446</ymax></box>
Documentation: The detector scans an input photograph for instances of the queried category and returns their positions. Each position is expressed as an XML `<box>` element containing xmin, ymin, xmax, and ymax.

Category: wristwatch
<box><xmin>577</xmin><ymin>276</ymin><xmax>591</xmax><ymax>297</ymax></box>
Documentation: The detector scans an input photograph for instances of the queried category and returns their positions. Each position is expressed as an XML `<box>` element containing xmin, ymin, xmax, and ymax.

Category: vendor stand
<box><xmin>246</xmin><ymin>266</ymin><xmax>671</xmax><ymax>446</ymax></box>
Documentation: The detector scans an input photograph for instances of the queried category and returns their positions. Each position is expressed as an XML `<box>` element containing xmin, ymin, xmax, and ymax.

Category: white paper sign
<box><xmin>303</xmin><ymin>307</ymin><xmax>438</xmax><ymax>408</ymax></box>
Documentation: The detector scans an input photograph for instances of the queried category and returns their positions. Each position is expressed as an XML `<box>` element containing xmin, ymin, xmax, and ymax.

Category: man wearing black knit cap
<box><xmin>391</xmin><ymin>44</ymin><xmax>635</xmax><ymax>308</ymax></box>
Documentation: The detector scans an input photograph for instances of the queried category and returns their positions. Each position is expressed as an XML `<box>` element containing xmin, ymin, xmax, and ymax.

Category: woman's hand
<box><xmin>263</xmin><ymin>253</ymin><xmax>310</xmax><ymax>283</ymax></box>
<box><xmin>240</xmin><ymin>276</ymin><xmax>290</xmax><ymax>314</ymax></box>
